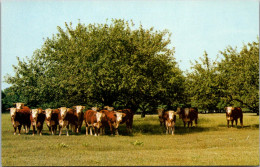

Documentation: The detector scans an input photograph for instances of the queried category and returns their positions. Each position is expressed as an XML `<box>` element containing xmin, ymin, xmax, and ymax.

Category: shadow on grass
<box><xmin>217</xmin><ymin>124</ymin><xmax>259</xmax><ymax>129</ymax></box>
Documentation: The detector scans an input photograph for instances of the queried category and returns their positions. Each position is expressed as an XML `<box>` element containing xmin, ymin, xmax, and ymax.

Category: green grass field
<box><xmin>1</xmin><ymin>113</ymin><xmax>259</xmax><ymax>166</ymax></box>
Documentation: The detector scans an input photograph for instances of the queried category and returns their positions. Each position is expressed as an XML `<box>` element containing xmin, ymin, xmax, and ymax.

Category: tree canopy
<box><xmin>4</xmin><ymin>19</ymin><xmax>185</xmax><ymax>115</ymax></box>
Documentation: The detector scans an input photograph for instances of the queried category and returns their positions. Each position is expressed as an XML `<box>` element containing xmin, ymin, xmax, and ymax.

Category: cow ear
<box><xmin>6</xmin><ymin>108</ymin><xmax>10</xmax><ymax>111</ymax></box>
<box><xmin>122</xmin><ymin>113</ymin><xmax>126</xmax><ymax>117</ymax></box>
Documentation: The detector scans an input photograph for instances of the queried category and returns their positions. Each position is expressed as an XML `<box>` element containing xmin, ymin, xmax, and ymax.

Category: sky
<box><xmin>1</xmin><ymin>0</ymin><xmax>259</xmax><ymax>90</ymax></box>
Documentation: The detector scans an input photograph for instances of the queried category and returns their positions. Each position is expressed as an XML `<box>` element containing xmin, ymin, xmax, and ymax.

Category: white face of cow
<box><xmin>10</xmin><ymin>108</ymin><xmax>17</xmax><ymax>118</ymax></box>
<box><xmin>184</xmin><ymin>108</ymin><xmax>189</xmax><ymax>116</ymax></box>
<box><xmin>96</xmin><ymin>112</ymin><xmax>102</xmax><ymax>122</ymax></box>
<box><xmin>226</xmin><ymin>107</ymin><xmax>232</xmax><ymax>115</ymax></box>
<box><xmin>168</xmin><ymin>111</ymin><xmax>174</xmax><ymax>121</ymax></box>
<box><xmin>16</xmin><ymin>103</ymin><xmax>24</xmax><ymax>109</ymax></box>
<box><xmin>60</xmin><ymin>107</ymin><xmax>68</xmax><ymax>119</ymax></box>
<box><xmin>92</xmin><ymin>107</ymin><xmax>98</xmax><ymax>111</ymax></box>
<box><xmin>75</xmin><ymin>106</ymin><xmax>84</xmax><ymax>114</ymax></box>
<box><xmin>45</xmin><ymin>109</ymin><xmax>52</xmax><ymax>119</ymax></box>
<box><xmin>31</xmin><ymin>109</ymin><xmax>39</xmax><ymax>120</ymax></box>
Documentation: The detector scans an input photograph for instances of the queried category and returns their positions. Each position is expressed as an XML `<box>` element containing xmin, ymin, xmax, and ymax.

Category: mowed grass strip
<box><xmin>1</xmin><ymin>113</ymin><xmax>259</xmax><ymax>166</ymax></box>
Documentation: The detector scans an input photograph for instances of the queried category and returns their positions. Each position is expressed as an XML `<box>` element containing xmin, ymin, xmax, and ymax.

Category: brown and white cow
<box><xmin>45</xmin><ymin>108</ymin><xmax>60</xmax><ymax>135</ymax></box>
<box><xmin>162</xmin><ymin>110</ymin><xmax>177</xmax><ymax>135</ymax></box>
<box><xmin>157</xmin><ymin>108</ymin><xmax>165</xmax><ymax>126</ymax></box>
<box><xmin>85</xmin><ymin>109</ymin><xmax>104</xmax><ymax>136</ymax></box>
<box><xmin>13</xmin><ymin>102</ymin><xmax>25</xmax><ymax>109</ymax></box>
<box><xmin>13</xmin><ymin>102</ymin><xmax>31</xmax><ymax>132</ymax></box>
<box><xmin>116</xmin><ymin>109</ymin><xmax>135</xmax><ymax>134</ymax></box>
<box><xmin>72</xmin><ymin>105</ymin><xmax>85</xmax><ymax>133</ymax></box>
<box><xmin>225</xmin><ymin>107</ymin><xmax>243</xmax><ymax>128</ymax></box>
<box><xmin>10</xmin><ymin>108</ymin><xmax>23</xmax><ymax>135</ymax></box>
<box><xmin>179</xmin><ymin>107</ymin><xmax>198</xmax><ymax>127</ymax></box>
<box><xmin>58</xmin><ymin>107</ymin><xmax>78</xmax><ymax>136</ymax></box>
<box><xmin>30</xmin><ymin>108</ymin><xmax>46</xmax><ymax>136</ymax></box>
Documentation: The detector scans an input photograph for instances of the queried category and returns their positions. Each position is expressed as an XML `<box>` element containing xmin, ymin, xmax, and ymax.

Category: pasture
<box><xmin>1</xmin><ymin>113</ymin><xmax>259</xmax><ymax>166</ymax></box>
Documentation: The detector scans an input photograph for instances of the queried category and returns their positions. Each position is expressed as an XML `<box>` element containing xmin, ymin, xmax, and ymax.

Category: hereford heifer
<box><xmin>10</xmin><ymin>108</ymin><xmax>23</xmax><ymax>135</ymax></box>
<box><xmin>30</xmin><ymin>108</ymin><xmax>46</xmax><ymax>136</ymax></box>
<box><xmin>45</xmin><ymin>108</ymin><xmax>60</xmax><ymax>135</ymax></box>
<box><xmin>100</xmin><ymin>109</ymin><xmax>126</xmax><ymax>135</ymax></box>
<box><xmin>116</xmin><ymin>109</ymin><xmax>135</xmax><ymax>134</ymax></box>
<box><xmin>179</xmin><ymin>107</ymin><xmax>198</xmax><ymax>127</ymax></box>
<box><xmin>58</xmin><ymin>107</ymin><xmax>78</xmax><ymax>136</ymax></box>
<box><xmin>157</xmin><ymin>108</ymin><xmax>165</xmax><ymax>127</ymax></box>
<box><xmin>225</xmin><ymin>107</ymin><xmax>243</xmax><ymax>128</ymax></box>
<box><xmin>73</xmin><ymin>105</ymin><xmax>85</xmax><ymax>133</ymax></box>
<box><xmin>163</xmin><ymin>110</ymin><xmax>177</xmax><ymax>135</ymax></box>
<box><xmin>85</xmin><ymin>109</ymin><xmax>104</xmax><ymax>136</ymax></box>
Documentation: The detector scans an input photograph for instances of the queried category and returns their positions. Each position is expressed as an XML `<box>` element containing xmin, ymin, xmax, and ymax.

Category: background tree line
<box><xmin>2</xmin><ymin>19</ymin><xmax>259</xmax><ymax>115</ymax></box>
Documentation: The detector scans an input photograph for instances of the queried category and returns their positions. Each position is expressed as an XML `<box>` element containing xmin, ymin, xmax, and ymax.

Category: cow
<box><xmin>30</xmin><ymin>108</ymin><xmax>46</xmax><ymax>136</ymax></box>
<box><xmin>58</xmin><ymin>107</ymin><xmax>78</xmax><ymax>136</ymax></box>
<box><xmin>116</xmin><ymin>109</ymin><xmax>135</xmax><ymax>134</ymax></box>
<box><xmin>225</xmin><ymin>107</ymin><xmax>243</xmax><ymax>128</ymax></box>
<box><xmin>13</xmin><ymin>102</ymin><xmax>30</xmax><ymax>132</ymax></box>
<box><xmin>13</xmin><ymin>102</ymin><xmax>25</xmax><ymax>109</ymax></box>
<box><xmin>10</xmin><ymin>108</ymin><xmax>23</xmax><ymax>135</ymax></box>
<box><xmin>162</xmin><ymin>110</ymin><xmax>177</xmax><ymax>135</ymax></box>
<box><xmin>99</xmin><ymin>109</ymin><xmax>126</xmax><ymax>135</ymax></box>
<box><xmin>157</xmin><ymin>108</ymin><xmax>165</xmax><ymax>126</ymax></box>
<box><xmin>72</xmin><ymin>105</ymin><xmax>85</xmax><ymax>133</ymax></box>
<box><xmin>179</xmin><ymin>107</ymin><xmax>198</xmax><ymax>127</ymax></box>
<box><xmin>84</xmin><ymin>109</ymin><xmax>104</xmax><ymax>136</ymax></box>
<box><xmin>45</xmin><ymin>108</ymin><xmax>60</xmax><ymax>135</ymax></box>
<box><xmin>176</xmin><ymin>107</ymin><xmax>182</xmax><ymax>119</ymax></box>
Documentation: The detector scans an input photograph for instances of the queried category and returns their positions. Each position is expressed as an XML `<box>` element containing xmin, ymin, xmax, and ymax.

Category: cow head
<box><xmin>157</xmin><ymin>108</ymin><xmax>164</xmax><ymax>117</ymax></box>
<box><xmin>10</xmin><ymin>108</ymin><xmax>17</xmax><ymax>120</ymax></box>
<box><xmin>91</xmin><ymin>107</ymin><xmax>99</xmax><ymax>111</ymax></box>
<box><xmin>59</xmin><ymin>107</ymin><xmax>68</xmax><ymax>119</ymax></box>
<box><xmin>94</xmin><ymin>112</ymin><xmax>104</xmax><ymax>129</ymax></box>
<box><xmin>104</xmin><ymin>106</ymin><xmax>114</xmax><ymax>111</ymax></box>
<box><xmin>184</xmin><ymin>108</ymin><xmax>190</xmax><ymax>117</ymax></box>
<box><xmin>74</xmin><ymin>106</ymin><xmax>85</xmax><ymax>115</ymax></box>
<box><xmin>14</xmin><ymin>103</ymin><xmax>25</xmax><ymax>109</ymax></box>
<box><xmin>31</xmin><ymin>109</ymin><xmax>39</xmax><ymax>125</ymax></box>
<box><xmin>226</xmin><ymin>107</ymin><xmax>233</xmax><ymax>120</ymax></box>
<box><xmin>114</xmin><ymin>112</ymin><xmax>126</xmax><ymax>128</ymax></box>
<box><xmin>45</xmin><ymin>109</ymin><xmax>53</xmax><ymax>126</ymax></box>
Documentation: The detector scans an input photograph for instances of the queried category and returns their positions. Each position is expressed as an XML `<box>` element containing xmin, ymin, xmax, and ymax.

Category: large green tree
<box><xmin>5</xmin><ymin>19</ymin><xmax>185</xmax><ymax>114</ymax></box>
<box><xmin>217</xmin><ymin>40</ymin><xmax>259</xmax><ymax>114</ymax></box>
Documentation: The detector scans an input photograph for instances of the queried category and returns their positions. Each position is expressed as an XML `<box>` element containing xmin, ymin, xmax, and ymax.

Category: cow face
<box><xmin>95</xmin><ymin>112</ymin><xmax>103</xmax><ymax>129</ymax></box>
<box><xmin>59</xmin><ymin>107</ymin><xmax>68</xmax><ymax>119</ymax></box>
<box><xmin>31</xmin><ymin>109</ymin><xmax>39</xmax><ymax>125</ymax></box>
<box><xmin>168</xmin><ymin>111</ymin><xmax>175</xmax><ymax>121</ymax></box>
<box><xmin>75</xmin><ymin>106</ymin><xmax>85</xmax><ymax>114</ymax></box>
<box><xmin>114</xmin><ymin>112</ymin><xmax>126</xmax><ymax>128</ymax></box>
<box><xmin>14</xmin><ymin>103</ymin><xmax>24</xmax><ymax>109</ymax></box>
<box><xmin>10</xmin><ymin>108</ymin><xmax>17</xmax><ymax>119</ymax></box>
<box><xmin>184</xmin><ymin>108</ymin><xmax>190</xmax><ymax>117</ymax></box>
<box><xmin>91</xmin><ymin>107</ymin><xmax>99</xmax><ymax>111</ymax></box>
<box><xmin>45</xmin><ymin>109</ymin><xmax>53</xmax><ymax>126</ymax></box>
<box><xmin>226</xmin><ymin>107</ymin><xmax>233</xmax><ymax>120</ymax></box>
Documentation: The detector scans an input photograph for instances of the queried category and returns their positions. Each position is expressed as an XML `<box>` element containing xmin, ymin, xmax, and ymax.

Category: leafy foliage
<box><xmin>4</xmin><ymin>19</ymin><xmax>185</xmax><ymax>113</ymax></box>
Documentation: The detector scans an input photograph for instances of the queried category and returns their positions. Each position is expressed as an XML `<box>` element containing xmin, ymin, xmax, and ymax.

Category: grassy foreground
<box><xmin>1</xmin><ymin>113</ymin><xmax>259</xmax><ymax>166</ymax></box>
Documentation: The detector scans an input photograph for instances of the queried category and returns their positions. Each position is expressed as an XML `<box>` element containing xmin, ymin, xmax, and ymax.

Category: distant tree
<box><xmin>4</xmin><ymin>19</ymin><xmax>185</xmax><ymax>115</ymax></box>
<box><xmin>217</xmin><ymin>40</ymin><xmax>259</xmax><ymax>114</ymax></box>
<box><xmin>1</xmin><ymin>87</ymin><xmax>22</xmax><ymax>112</ymax></box>
<box><xmin>186</xmin><ymin>51</ymin><xmax>221</xmax><ymax>111</ymax></box>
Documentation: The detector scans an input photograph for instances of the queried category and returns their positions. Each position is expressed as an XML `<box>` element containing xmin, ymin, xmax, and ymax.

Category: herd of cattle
<box><xmin>8</xmin><ymin>103</ymin><xmax>243</xmax><ymax>136</ymax></box>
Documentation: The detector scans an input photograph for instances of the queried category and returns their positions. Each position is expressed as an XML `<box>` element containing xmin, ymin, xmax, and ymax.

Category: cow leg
<box><xmin>115</xmin><ymin>128</ymin><xmax>119</xmax><ymax>135</ymax></box>
<box><xmin>172</xmin><ymin>126</ymin><xmax>175</xmax><ymax>135</ymax></box>
<box><xmin>195</xmin><ymin>119</ymin><xmax>198</xmax><ymax>127</ymax></box>
<box><xmin>66</xmin><ymin>125</ymin><xmax>69</xmax><ymax>136</ymax></box>
<box><xmin>90</xmin><ymin>126</ymin><xmax>93</xmax><ymax>136</ymax></box>
<box><xmin>86</xmin><ymin>126</ymin><xmax>89</xmax><ymax>135</ymax></box>
<box><xmin>23</xmin><ymin>125</ymin><xmax>26</xmax><ymax>132</ymax></box>
<box><xmin>235</xmin><ymin>119</ymin><xmax>238</xmax><ymax>127</ymax></box>
<box><xmin>190</xmin><ymin>121</ymin><xmax>193</xmax><ymax>127</ymax></box>
<box><xmin>240</xmin><ymin>117</ymin><xmax>243</xmax><ymax>128</ymax></box>
<box><xmin>18</xmin><ymin>125</ymin><xmax>22</xmax><ymax>135</ymax></box>
<box><xmin>227</xmin><ymin>120</ymin><xmax>230</xmax><ymax>128</ymax></box>
<box><xmin>13</xmin><ymin>127</ymin><xmax>17</xmax><ymax>135</ymax></box>
<box><xmin>59</xmin><ymin>126</ymin><xmax>62</xmax><ymax>136</ymax></box>
<box><xmin>183</xmin><ymin>121</ymin><xmax>186</xmax><ymax>127</ymax></box>
<box><xmin>231</xmin><ymin>120</ymin><xmax>234</xmax><ymax>127</ymax></box>
<box><xmin>32</xmin><ymin>125</ymin><xmax>36</xmax><ymax>136</ymax></box>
